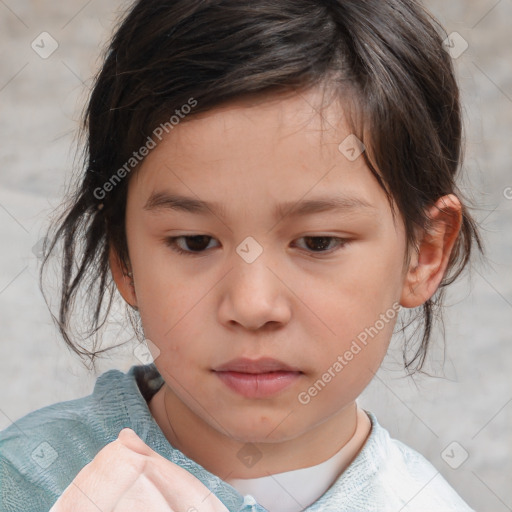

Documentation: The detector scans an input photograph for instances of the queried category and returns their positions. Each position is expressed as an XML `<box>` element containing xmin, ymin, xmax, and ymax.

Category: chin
<box><xmin>217</xmin><ymin>410</ymin><xmax>305</xmax><ymax>444</ymax></box>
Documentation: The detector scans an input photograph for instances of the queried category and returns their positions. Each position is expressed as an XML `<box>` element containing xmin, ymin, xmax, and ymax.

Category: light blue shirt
<box><xmin>0</xmin><ymin>363</ymin><xmax>474</xmax><ymax>511</ymax></box>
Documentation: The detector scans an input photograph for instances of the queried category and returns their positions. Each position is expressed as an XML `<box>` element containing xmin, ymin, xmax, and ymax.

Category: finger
<box><xmin>52</xmin><ymin>432</ymin><xmax>145</xmax><ymax>512</ymax></box>
<box><xmin>113</xmin><ymin>473</ymin><xmax>176</xmax><ymax>512</ymax></box>
<box><xmin>116</xmin><ymin>429</ymin><xmax>229</xmax><ymax>512</ymax></box>
<box><xmin>116</xmin><ymin>427</ymin><xmax>155</xmax><ymax>456</ymax></box>
<box><xmin>141</xmin><ymin>452</ymin><xmax>230</xmax><ymax>511</ymax></box>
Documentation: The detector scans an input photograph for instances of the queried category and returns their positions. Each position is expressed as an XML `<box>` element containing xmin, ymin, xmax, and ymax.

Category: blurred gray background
<box><xmin>0</xmin><ymin>1</ymin><xmax>511</xmax><ymax>511</ymax></box>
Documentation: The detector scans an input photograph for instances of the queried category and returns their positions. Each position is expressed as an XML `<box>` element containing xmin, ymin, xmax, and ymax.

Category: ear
<box><xmin>400</xmin><ymin>194</ymin><xmax>462</xmax><ymax>308</ymax></box>
<box><xmin>109</xmin><ymin>246</ymin><xmax>138</xmax><ymax>309</ymax></box>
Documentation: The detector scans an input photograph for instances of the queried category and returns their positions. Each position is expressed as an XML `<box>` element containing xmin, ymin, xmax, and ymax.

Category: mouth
<box><xmin>212</xmin><ymin>357</ymin><xmax>303</xmax><ymax>398</ymax></box>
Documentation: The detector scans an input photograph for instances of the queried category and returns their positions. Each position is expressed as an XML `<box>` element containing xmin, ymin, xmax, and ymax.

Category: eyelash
<box><xmin>164</xmin><ymin>235</ymin><xmax>350</xmax><ymax>258</ymax></box>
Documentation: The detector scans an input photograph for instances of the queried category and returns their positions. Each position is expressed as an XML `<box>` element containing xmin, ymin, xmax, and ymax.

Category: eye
<box><xmin>164</xmin><ymin>235</ymin><xmax>219</xmax><ymax>256</ymax></box>
<box><xmin>293</xmin><ymin>236</ymin><xmax>349</xmax><ymax>256</ymax></box>
<box><xmin>164</xmin><ymin>235</ymin><xmax>348</xmax><ymax>257</ymax></box>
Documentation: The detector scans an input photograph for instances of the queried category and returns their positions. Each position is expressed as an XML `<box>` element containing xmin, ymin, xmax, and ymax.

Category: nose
<box><xmin>217</xmin><ymin>255</ymin><xmax>292</xmax><ymax>332</ymax></box>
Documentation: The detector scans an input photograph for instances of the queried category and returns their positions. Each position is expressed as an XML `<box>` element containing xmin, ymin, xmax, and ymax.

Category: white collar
<box><xmin>226</xmin><ymin>406</ymin><xmax>372</xmax><ymax>512</ymax></box>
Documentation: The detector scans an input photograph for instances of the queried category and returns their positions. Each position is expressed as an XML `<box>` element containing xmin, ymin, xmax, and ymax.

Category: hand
<box><xmin>50</xmin><ymin>428</ymin><xmax>229</xmax><ymax>512</ymax></box>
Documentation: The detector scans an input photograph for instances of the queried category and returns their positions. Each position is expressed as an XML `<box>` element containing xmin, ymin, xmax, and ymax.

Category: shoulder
<box><xmin>310</xmin><ymin>411</ymin><xmax>474</xmax><ymax>512</ymax></box>
<box><xmin>377</xmin><ymin>427</ymin><xmax>474</xmax><ymax>511</ymax></box>
<box><xmin>0</xmin><ymin>364</ymin><xmax>157</xmax><ymax>512</ymax></box>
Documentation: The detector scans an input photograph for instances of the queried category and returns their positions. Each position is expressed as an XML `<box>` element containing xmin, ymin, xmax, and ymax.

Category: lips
<box><xmin>213</xmin><ymin>357</ymin><xmax>303</xmax><ymax>398</ymax></box>
<box><xmin>213</xmin><ymin>357</ymin><xmax>301</xmax><ymax>374</ymax></box>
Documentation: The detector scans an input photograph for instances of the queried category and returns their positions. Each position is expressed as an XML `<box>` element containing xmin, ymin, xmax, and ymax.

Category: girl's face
<box><xmin>122</xmin><ymin>88</ymin><xmax>409</xmax><ymax>443</ymax></box>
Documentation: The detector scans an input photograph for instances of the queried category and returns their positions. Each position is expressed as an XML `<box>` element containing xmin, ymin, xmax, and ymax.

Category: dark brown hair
<box><xmin>40</xmin><ymin>0</ymin><xmax>483</xmax><ymax>373</ymax></box>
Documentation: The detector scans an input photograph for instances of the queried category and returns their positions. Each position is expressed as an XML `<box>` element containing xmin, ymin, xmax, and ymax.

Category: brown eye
<box><xmin>164</xmin><ymin>234</ymin><xmax>349</xmax><ymax>257</ymax></box>
<box><xmin>165</xmin><ymin>235</ymin><xmax>218</xmax><ymax>255</ymax></box>
<box><xmin>293</xmin><ymin>236</ymin><xmax>349</xmax><ymax>255</ymax></box>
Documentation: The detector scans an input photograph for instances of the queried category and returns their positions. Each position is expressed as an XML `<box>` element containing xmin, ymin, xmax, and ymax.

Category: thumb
<box><xmin>116</xmin><ymin>428</ymin><xmax>154</xmax><ymax>456</ymax></box>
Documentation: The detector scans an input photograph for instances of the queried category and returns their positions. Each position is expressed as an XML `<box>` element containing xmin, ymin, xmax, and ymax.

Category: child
<box><xmin>0</xmin><ymin>0</ymin><xmax>482</xmax><ymax>510</ymax></box>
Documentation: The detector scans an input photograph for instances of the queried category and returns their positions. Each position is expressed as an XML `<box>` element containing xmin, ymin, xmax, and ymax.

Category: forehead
<box><xmin>129</xmin><ymin>87</ymin><xmax>391</xmax><ymax>220</ymax></box>
<box><xmin>163</xmin><ymin>87</ymin><xmax>349</xmax><ymax>162</ymax></box>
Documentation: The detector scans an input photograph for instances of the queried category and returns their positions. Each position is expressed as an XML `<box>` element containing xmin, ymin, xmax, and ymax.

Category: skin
<box><xmin>110</xmin><ymin>86</ymin><xmax>462</xmax><ymax>480</ymax></box>
<box><xmin>51</xmin><ymin>428</ymin><xmax>228</xmax><ymax>512</ymax></box>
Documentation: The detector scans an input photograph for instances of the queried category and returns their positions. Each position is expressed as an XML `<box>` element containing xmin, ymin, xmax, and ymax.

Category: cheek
<box><xmin>132</xmin><ymin>265</ymin><xmax>208</xmax><ymax>370</ymax></box>
<box><xmin>129</xmin><ymin>230</ymin><xmax>194</xmax><ymax>324</ymax></box>
<box><xmin>294</xmin><ymin>317</ymin><xmax>396</xmax><ymax>424</ymax></box>
<box><xmin>138</xmin><ymin>298</ymin><xmax>206</xmax><ymax>368</ymax></box>
<box><xmin>322</xmin><ymin>311</ymin><xmax>396</xmax><ymax>380</ymax></box>
<box><xmin>315</xmin><ymin>251</ymin><xmax>403</xmax><ymax>334</ymax></box>
<box><xmin>297</xmin><ymin>244</ymin><xmax>403</xmax><ymax>395</ymax></box>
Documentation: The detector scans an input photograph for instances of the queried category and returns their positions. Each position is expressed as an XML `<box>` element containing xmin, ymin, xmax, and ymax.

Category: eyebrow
<box><xmin>143</xmin><ymin>191</ymin><xmax>375</xmax><ymax>219</ymax></box>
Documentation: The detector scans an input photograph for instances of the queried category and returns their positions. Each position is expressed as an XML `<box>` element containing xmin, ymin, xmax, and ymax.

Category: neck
<box><xmin>149</xmin><ymin>385</ymin><xmax>366</xmax><ymax>479</ymax></box>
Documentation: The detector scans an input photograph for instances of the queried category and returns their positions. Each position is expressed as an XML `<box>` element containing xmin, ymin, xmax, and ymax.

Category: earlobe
<box><xmin>109</xmin><ymin>247</ymin><xmax>138</xmax><ymax>309</ymax></box>
<box><xmin>400</xmin><ymin>194</ymin><xmax>462</xmax><ymax>308</ymax></box>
